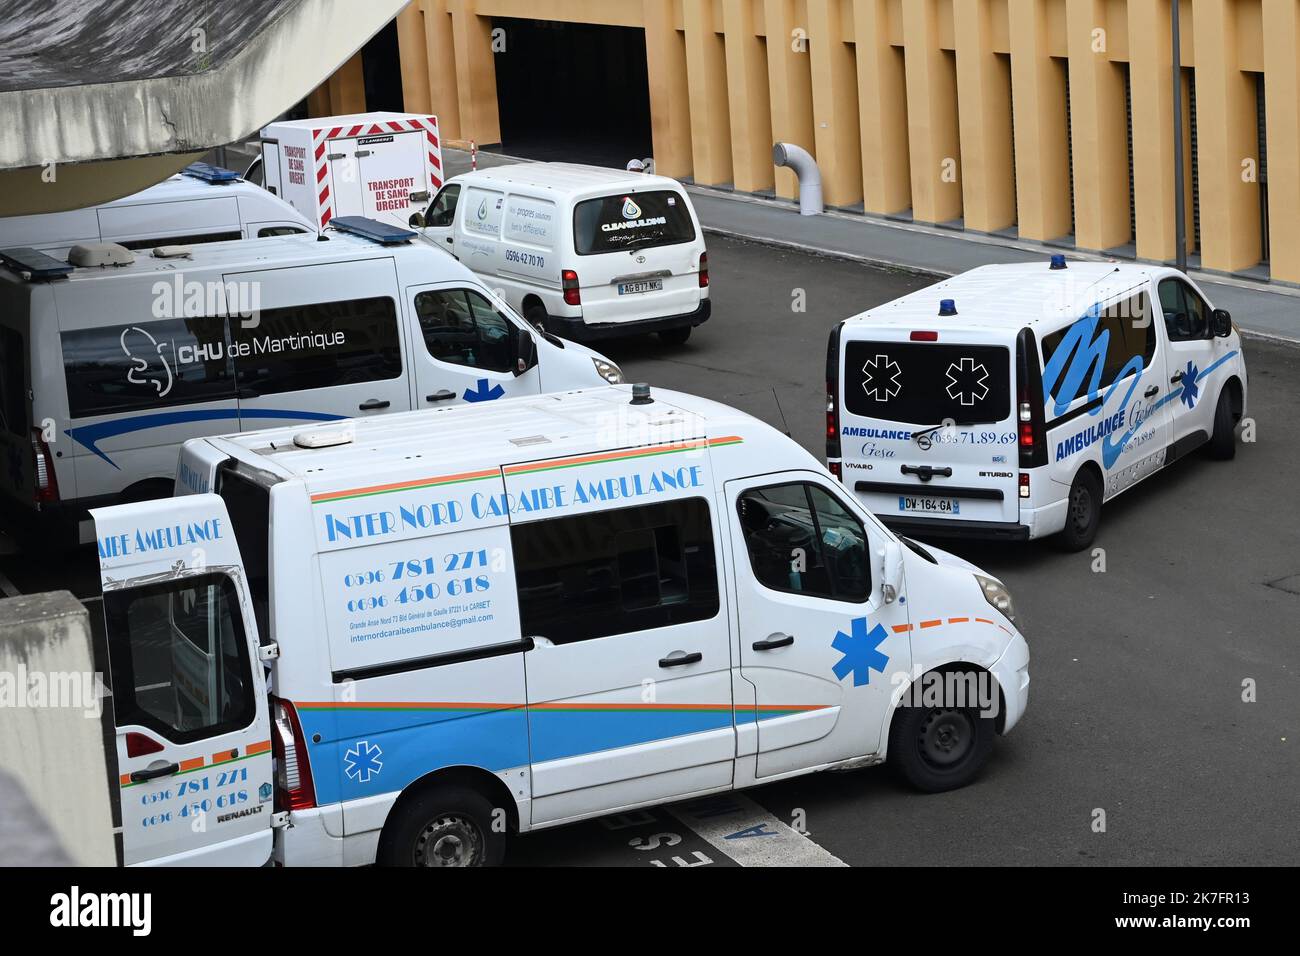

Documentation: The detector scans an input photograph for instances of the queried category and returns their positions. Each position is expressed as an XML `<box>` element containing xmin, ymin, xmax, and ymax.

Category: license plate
<box><xmin>898</xmin><ymin>495</ymin><xmax>960</xmax><ymax>515</ymax></box>
<box><xmin>617</xmin><ymin>279</ymin><xmax>663</xmax><ymax>295</ymax></box>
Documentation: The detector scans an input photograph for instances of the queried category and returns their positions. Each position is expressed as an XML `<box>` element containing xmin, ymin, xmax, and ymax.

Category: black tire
<box><xmin>657</xmin><ymin>326</ymin><xmax>691</xmax><ymax>346</ymax></box>
<box><xmin>888</xmin><ymin>677</ymin><xmax>997</xmax><ymax>793</ymax></box>
<box><xmin>1207</xmin><ymin>387</ymin><xmax>1238</xmax><ymax>460</ymax></box>
<box><xmin>377</xmin><ymin>785</ymin><xmax>505</xmax><ymax>867</ymax></box>
<box><xmin>1054</xmin><ymin>467</ymin><xmax>1102</xmax><ymax>552</ymax></box>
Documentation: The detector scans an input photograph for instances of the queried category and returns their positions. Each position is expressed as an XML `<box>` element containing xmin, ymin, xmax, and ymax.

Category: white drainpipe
<box><xmin>772</xmin><ymin>142</ymin><xmax>823</xmax><ymax>216</ymax></box>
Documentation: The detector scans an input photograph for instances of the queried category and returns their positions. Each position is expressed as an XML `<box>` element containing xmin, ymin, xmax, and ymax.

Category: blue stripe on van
<box><xmin>66</xmin><ymin>408</ymin><xmax>344</xmax><ymax>468</ymax></box>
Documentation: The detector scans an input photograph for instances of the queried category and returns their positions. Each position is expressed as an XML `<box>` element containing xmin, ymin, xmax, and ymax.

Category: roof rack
<box><xmin>0</xmin><ymin>247</ymin><xmax>74</xmax><ymax>281</ymax></box>
<box><xmin>182</xmin><ymin>162</ymin><xmax>241</xmax><ymax>184</ymax></box>
<box><xmin>329</xmin><ymin>216</ymin><xmax>417</xmax><ymax>245</ymax></box>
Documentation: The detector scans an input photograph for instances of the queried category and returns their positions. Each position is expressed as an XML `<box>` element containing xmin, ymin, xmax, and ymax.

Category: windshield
<box><xmin>573</xmin><ymin>190</ymin><xmax>695</xmax><ymax>255</ymax></box>
<box><xmin>843</xmin><ymin>341</ymin><xmax>1011</xmax><ymax>426</ymax></box>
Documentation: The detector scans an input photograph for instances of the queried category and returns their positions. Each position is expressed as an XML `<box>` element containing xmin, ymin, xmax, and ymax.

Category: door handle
<box><xmin>426</xmin><ymin>389</ymin><xmax>456</xmax><ymax>403</ymax></box>
<box><xmin>1171</xmin><ymin>370</ymin><xmax>1185</xmax><ymax>384</ymax></box>
<box><xmin>1144</xmin><ymin>385</ymin><xmax>1159</xmax><ymax>398</ymax></box>
<box><xmin>752</xmin><ymin>633</ymin><xmax>794</xmax><ymax>651</ymax></box>
<box><xmin>130</xmin><ymin>762</ymin><xmax>179</xmax><ymax>783</ymax></box>
<box><xmin>445</xmin><ymin>236</ymin><xmax>454</xmax><ymax>244</ymax></box>
<box><xmin>358</xmin><ymin>399</ymin><xmax>390</xmax><ymax>411</ymax></box>
<box><xmin>659</xmin><ymin>651</ymin><xmax>702</xmax><ymax>668</ymax></box>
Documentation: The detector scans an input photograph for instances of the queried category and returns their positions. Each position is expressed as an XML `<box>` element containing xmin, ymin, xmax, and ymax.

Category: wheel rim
<box><xmin>918</xmin><ymin>708</ymin><xmax>975</xmax><ymax>769</ymax></box>
<box><xmin>1070</xmin><ymin>483</ymin><xmax>1093</xmax><ymax>532</ymax></box>
<box><xmin>413</xmin><ymin>814</ymin><xmax>484</xmax><ymax>867</ymax></box>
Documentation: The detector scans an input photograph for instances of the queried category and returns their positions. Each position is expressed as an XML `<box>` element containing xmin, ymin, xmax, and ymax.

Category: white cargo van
<box><xmin>827</xmin><ymin>256</ymin><xmax>1247</xmax><ymax>548</ymax></box>
<box><xmin>0</xmin><ymin>164</ymin><xmax>313</xmax><ymax>257</ymax></box>
<box><xmin>91</xmin><ymin>384</ymin><xmax>1028</xmax><ymax>866</ymax></box>
<box><xmin>0</xmin><ymin>219</ymin><xmax>622</xmax><ymax>531</ymax></box>
<box><xmin>257</xmin><ymin>112</ymin><xmax>444</xmax><ymax>231</ymax></box>
<box><xmin>413</xmin><ymin>163</ymin><xmax>710</xmax><ymax>345</ymax></box>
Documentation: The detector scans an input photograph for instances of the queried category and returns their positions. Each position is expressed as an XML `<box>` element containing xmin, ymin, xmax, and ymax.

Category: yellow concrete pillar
<box><xmin>1008</xmin><ymin>0</ymin><xmax>1072</xmax><ymax>240</ymax></box>
<box><xmin>901</xmin><ymin>0</ymin><xmax>962</xmax><ymax>223</ymax></box>
<box><xmin>1261</xmin><ymin>0</ymin><xmax>1300</xmax><ymax>280</ymax></box>
<box><xmin>765</xmin><ymin>0</ymin><xmax>817</xmax><ymax>199</ymax></box>
<box><xmin>953</xmin><ymin>0</ymin><xmax>1016</xmax><ymax>231</ymax></box>
<box><xmin>310</xmin><ymin>53</ymin><xmax>367</xmax><ymax>116</ymax></box>
<box><xmin>852</xmin><ymin>0</ymin><xmax>911</xmax><ymax>214</ymax></box>
<box><xmin>1191</xmin><ymin>0</ymin><xmax>1261</xmax><ymax>270</ymax></box>
<box><xmin>683</xmin><ymin>0</ymin><xmax>733</xmax><ymax>184</ymax></box>
<box><xmin>644</xmin><ymin>0</ymin><xmax>693</xmax><ymax>179</ymax></box>
<box><xmin>396</xmin><ymin>3</ymin><xmax>433</xmax><ymax>115</ymax></box>
<box><xmin>722</xmin><ymin>0</ymin><xmax>775</xmax><ymax>193</ymax></box>
<box><xmin>448</xmin><ymin>0</ymin><xmax>501</xmax><ymax>145</ymax></box>
<box><xmin>806</xmin><ymin>0</ymin><xmax>863</xmax><ymax>207</ymax></box>
<box><xmin>1065</xmin><ymin>0</ymin><xmax>1130</xmax><ymax>250</ymax></box>
<box><xmin>1127</xmin><ymin>0</ymin><xmax>1176</xmax><ymax>260</ymax></box>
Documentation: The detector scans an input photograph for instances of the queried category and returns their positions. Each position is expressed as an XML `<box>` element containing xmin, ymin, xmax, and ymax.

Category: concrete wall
<box><xmin>0</xmin><ymin>591</ymin><xmax>114</xmax><ymax>866</ymax></box>
<box><xmin>377</xmin><ymin>0</ymin><xmax>1299</xmax><ymax>282</ymax></box>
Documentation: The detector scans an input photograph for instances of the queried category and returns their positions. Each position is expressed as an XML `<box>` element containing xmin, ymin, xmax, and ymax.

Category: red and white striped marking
<box><xmin>311</xmin><ymin>115</ymin><xmax>442</xmax><ymax>229</ymax></box>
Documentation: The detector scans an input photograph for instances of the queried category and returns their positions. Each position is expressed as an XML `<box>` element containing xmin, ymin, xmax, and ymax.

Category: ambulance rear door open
<box><xmin>93</xmin><ymin>494</ymin><xmax>275</xmax><ymax>866</ymax></box>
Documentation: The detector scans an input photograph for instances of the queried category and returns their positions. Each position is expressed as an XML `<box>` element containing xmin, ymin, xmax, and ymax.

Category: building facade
<box><xmin>315</xmin><ymin>0</ymin><xmax>1300</xmax><ymax>283</ymax></box>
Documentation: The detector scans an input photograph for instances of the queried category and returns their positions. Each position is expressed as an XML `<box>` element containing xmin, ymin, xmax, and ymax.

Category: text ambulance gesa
<box><xmin>92</xmin><ymin>385</ymin><xmax>1028</xmax><ymax>866</ymax></box>
<box><xmin>828</xmin><ymin>257</ymin><xmax>1247</xmax><ymax>549</ymax></box>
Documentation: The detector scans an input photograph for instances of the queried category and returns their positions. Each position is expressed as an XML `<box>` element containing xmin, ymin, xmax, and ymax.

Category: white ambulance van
<box><xmin>0</xmin><ymin>164</ymin><xmax>312</xmax><ymax>257</ymax></box>
<box><xmin>90</xmin><ymin>384</ymin><xmax>1028</xmax><ymax>866</ymax></box>
<box><xmin>412</xmin><ymin>163</ymin><xmax>711</xmax><ymax>345</ymax></box>
<box><xmin>0</xmin><ymin>219</ymin><xmax>622</xmax><ymax>534</ymax></box>
<box><xmin>257</xmin><ymin>112</ymin><xmax>444</xmax><ymax>232</ymax></box>
<box><xmin>827</xmin><ymin>256</ymin><xmax>1247</xmax><ymax>549</ymax></box>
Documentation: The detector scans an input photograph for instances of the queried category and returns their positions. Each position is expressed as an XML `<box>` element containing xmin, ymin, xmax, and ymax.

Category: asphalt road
<box><xmin>4</xmin><ymin>235</ymin><xmax>1297</xmax><ymax>866</ymax></box>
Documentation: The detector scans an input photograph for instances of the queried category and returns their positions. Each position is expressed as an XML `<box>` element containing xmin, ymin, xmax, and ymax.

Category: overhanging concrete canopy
<box><xmin>0</xmin><ymin>0</ymin><xmax>411</xmax><ymax>216</ymax></box>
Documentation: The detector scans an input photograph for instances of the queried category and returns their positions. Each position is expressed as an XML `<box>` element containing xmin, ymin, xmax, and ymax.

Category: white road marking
<box><xmin>667</xmin><ymin>792</ymin><xmax>847</xmax><ymax>867</ymax></box>
<box><xmin>0</xmin><ymin>569</ymin><xmax>19</xmax><ymax>598</ymax></box>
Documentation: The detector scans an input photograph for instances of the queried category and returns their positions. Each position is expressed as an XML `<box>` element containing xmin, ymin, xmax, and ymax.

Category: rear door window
<box><xmin>62</xmin><ymin>317</ymin><xmax>235</xmax><ymax>418</ymax></box>
<box><xmin>573</xmin><ymin>190</ymin><xmax>695</xmax><ymax>255</ymax></box>
<box><xmin>842</xmin><ymin>341</ymin><xmax>1011</xmax><ymax>426</ymax></box>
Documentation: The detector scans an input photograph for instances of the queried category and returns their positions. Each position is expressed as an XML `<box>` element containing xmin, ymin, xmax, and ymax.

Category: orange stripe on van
<box><xmin>246</xmin><ymin>740</ymin><xmax>272</xmax><ymax>756</ymax></box>
<box><xmin>974</xmin><ymin>617</ymin><xmax>994</xmax><ymax>625</ymax></box>
<box><xmin>119</xmin><ymin>773</ymin><xmax>132</xmax><ymax>786</ymax></box>
<box><xmin>891</xmin><ymin>624</ymin><xmax>913</xmax><ymax>633</ymax></box>
<box><xmin>919</xmin><ymin>619</ymin><xmax>943</xmax><ymax>629</ymax></box>
<box><xmin>311</xmin><ymin>467</ymin><xmax>500</xmax><ymax>504</ymax></box>
<box><xmin>179</xmin><ymin>757</ymin><xmax>206</xmax><ymax>772</ymax></box>
<box><xmin>209</xmin><ymin>750</ymin><xmax>238</xmax><ymax>765</ymax></box>
<box><xmin>948</xmin><ymin>617</ymin><xmax>969</xmax><ymax>624</ymax></box>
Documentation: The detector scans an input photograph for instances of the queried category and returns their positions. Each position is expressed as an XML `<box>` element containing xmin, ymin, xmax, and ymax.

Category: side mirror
<box><xmin>513</xmin><ymin>326</ymin><xmax>539</xmax><ymax>376</ymax></box>
<box><xmin>408</xmin><ymin>211</ymin><xmax>426</xmax><ymax>228</ymax></box>
<box><xmin>1212</xmin><ymin>308</ymin><xmax>1232</xmax><ymax>337</ymax></box>
<box><xmin>880</xmin><ymin>540</ymin><xmax>904</xmax><ymax>604</ymax></box>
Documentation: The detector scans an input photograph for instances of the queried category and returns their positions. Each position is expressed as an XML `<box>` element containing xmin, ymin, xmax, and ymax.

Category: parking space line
<box><xmin>667</xmin><ymin>793</ymin><xmax>847</xmax><ymax>867</ymax></box>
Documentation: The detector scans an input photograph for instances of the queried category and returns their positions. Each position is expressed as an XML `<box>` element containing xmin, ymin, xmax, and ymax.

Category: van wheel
<box><xmin>378</xmin><ymin>785</ymin><xmax>505</xmax><ymax>867</ymax></box>
<box><xmin>1055</xmin><ymin>468</ymin><xmax>1102</xmax><ymax>552</ymax></box>
<box><xmin>889</xmin><ymin>682</ymin><xmax>996</xmax><ymax>793</ymax></box>
<box><xmin>524</xmin><ymin>304</ymin><xmax>548</xmax><ymax>334</ymax></box>
<box><xmin>658</xmin><ymin>326</ymin><xmax>691</xmax><ymax>345</ymax></box>
<box><xmin>1207</xmin><ymin>388</ymin><xmax>1238</xmax><ymax>460</ymax></box>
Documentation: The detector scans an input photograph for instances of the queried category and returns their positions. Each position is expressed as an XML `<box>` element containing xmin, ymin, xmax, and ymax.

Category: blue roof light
<box><xmin>0</xmin><ymin>247</ymin><xmax>74</xmax><ymax>281</ymax></box>
<box><xmin>329</xmin><ymin>217</ymin><xmax>417</xmax><ymax>245</ymax></box>
<box><xmin>182</xmin><ymin>162</ymin><xmax>241</xmax><ymax>184</ymax></box>
<box><xmin>938</xmin><ymin>298</ymin><xmax>957</xmax><ymax>316</ymax></box>
<box><xmin>1049</xmin><ymin>253</ymin><xmax>1068</xmax><ymax>270</ymax></box>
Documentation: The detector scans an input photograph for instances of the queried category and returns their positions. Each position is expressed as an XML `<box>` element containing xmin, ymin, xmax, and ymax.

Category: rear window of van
<box><xmin>573</xmin><ymin>190</ymin><xmax>695</xmax><ymax>255</ymax></box>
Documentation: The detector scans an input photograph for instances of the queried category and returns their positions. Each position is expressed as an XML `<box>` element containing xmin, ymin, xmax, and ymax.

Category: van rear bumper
<box><xmin>547</xmin><ymin>298</ymin><xmax>710</xmax><ymax>341</ymax></box>
<box><xmin>881</xmin><ymin>514</ymin><xmax>1031</xmax><ymax>541</ymax></box>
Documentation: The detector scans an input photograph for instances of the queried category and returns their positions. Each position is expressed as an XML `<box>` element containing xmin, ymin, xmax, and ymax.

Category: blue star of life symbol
<box><xmin>1179</xmin><ymin>361</ymin><xmax>1200</xmax><ymax>409</ymax></box>
<box><xmin>343</xmin><ymin>740</ymin><xmax>384</xmax><ymax>783</ymax></box>
<box><xmin>831</xmin><ymin>616</ymin><xmax>890</xmax><ymax>687</ymax></box>
<box><xmin>464</xmin><ymin>377</ymin><xmax>505</xmax><ymax>403</ymax></box>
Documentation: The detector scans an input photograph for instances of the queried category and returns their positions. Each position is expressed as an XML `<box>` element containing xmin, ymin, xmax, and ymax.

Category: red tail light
<box><xmin>1019</xmin><ymin>403</ymin><xmax>1035</xmax><ymax>447</ymax></box>
<box><xmin>271</xmin><ymin>697</ymin><xmax>316</xmax><ymax>811</ymax></box>
<box><xmin>125</xmin><ymin>732</ymin><xmax>165</xmax><ymax>758</ymax></box>
<box><xmin>562</xmin><ymin>269</ymin><xmax>581</xmax><ymax>306</ymax></box>
<box><xmin>698</xmin><ymin>251</ymin><xmax>709</xmax><ymax>287</ymax></box>
<box><xmin>31</xmin><ymin>428</ymin><xmax>59</xmax><ymax>504</ymax></box>
<box><xmin>1019</xmin><ymin>472</ymin><xmax>1031</xmax><ymax>499</ymax></box>
<box><xmin>828</xmin><ymin>461</ymin><xmax>842</xmax><ymax>480</ymax></box>
<box><xmin>1016</xmin><ymin>329</ymin><xmax>1048</xmax><ymax>469</ymax></box>
<box><xmin>910</xmin><ymin>330</ymin><xmax>939</xmax><ymax>342</ymax></box>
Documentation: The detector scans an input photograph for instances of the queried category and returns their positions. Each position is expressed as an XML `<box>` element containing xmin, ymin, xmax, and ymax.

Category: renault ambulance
<box><xmin>827</xmin><ymin>257</ymin><xmax>1247</xmax><ymax>549</ymax></box>
<box><xmin>0</xmin><ymin>218</ymin><xmax>622</xmax><ymax>539</ymax></box>
<box><xmin>412</xmin><ymin>163</ymin><xmax>710</xmax><ymax>345</ymax></box>
<box><xmin>92</xmin><ymin>385</ymin><xmax>1028</xmax><ymax>866</ymax></box>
